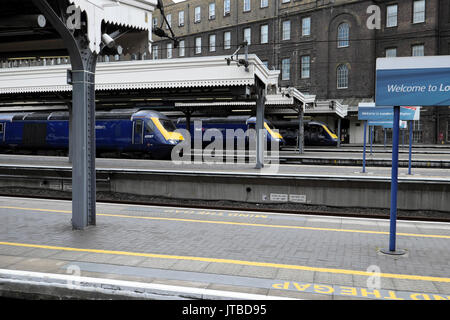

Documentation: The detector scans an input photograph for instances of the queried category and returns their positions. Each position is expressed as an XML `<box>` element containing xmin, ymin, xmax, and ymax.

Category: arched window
<box><xmin>337</xmin><ymin>23</ymin><xmax>350</xmax><ymax>48</ymax></box>
<box><xmin>337</xmin><ymin>64</ymin><xmax>349</xmax><ymax>89</ymax></box>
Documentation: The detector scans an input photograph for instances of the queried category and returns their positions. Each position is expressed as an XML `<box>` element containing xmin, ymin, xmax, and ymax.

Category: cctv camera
<box><xmin>102</xmin><ymin>33</ymin><xmax>115</xmax><ymax>48</ymax></box>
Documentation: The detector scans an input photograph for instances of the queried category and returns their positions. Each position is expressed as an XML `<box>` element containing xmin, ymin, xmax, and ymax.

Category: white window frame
<box><xmin>413</xmin><ymin>0</ymin><xmax>426</xmax><ymax>24</ymax></box>
<box><xmin>302</xmin><ymin>17</ymin><xmax>311</xmax><ymax>36</ymax></box>
<box><xmin>385</xmin><ymin>47</ymin><xmax>397</xmax><ymax>57</ymax></box>
<box><xmin>209</xmin><ymin>3</ymin><xmax>216</xmax><ymax>20</ymax></box>
<box><xmin>209</xmin><ymin>34</ymin><xmax>216</xmax><ymax>52</ymax></box>
<box><xmin>412</xmin><ymin>44</ymin><xmax>424</xmax><ymax>56</ymax></box>
<box><xmin>195</xmin><ymin>37</ymin><xmax>202</xmax><ymax>54</ymax></box>
<box><xmin>282</xmin><ymin>20</ymin><xmax>291</xmax><ymax>40</ymax></box>
<box><xmin>195</xmin><ymin>6</ymin><xmax>201</xmax><ymax>23</ymax></box>
<box><xmin>165</xmin><ymin>14</ymin><xmax>171</xmax><ymax>30</ymax></box>
<box><xmin>386</xmin><ymin>4</ymin><xmax>398</xmax><ymax>28</ymax></box>
<box><xmin>224</xmin><ymin>31</ymin><xmax>231</xmax><ymax>49</ymax></box>
<box><xmin>282</xmin><ymin>58</ymin><xmax>290</xmax><ymax>81</ymax></box>
<box><xmin>301</xmin><ymin>55</ymin><xmax>310</xmax><ymax>79</ymax></box>
<box><xmin>244</xmin><ymin>27</ymin><xmax>251</xmax><ymax>45</ymax></box>
<box><xmin>178</xmin><ymin>11</ymin><xmax>185</xmax><ymax>27</ymax></box>
<box><xmin>337</xmin><ymin>23</ymin><xmax>349</xmax><ymax>48</ymax></box>
<box><xmin>166</xmin><ymin>43</ymin><xmax>173</xmax><ymax>59</ymax></box>
<box><xmin>244</xmin><ymin>0</ymin><xmax>250</xmax><ymax>12</ymax></box>
<box><xmin>224</xmin><ymin>0</ymin><xmax>231</xmax><ymax>16</ymax></box>
<box><xmin>179</xmin><ymin>40</ymin><xmax>185</xmax><ymax>57</ymax></box>
<box><xmin>260</xmin><ymin>24</ymin><xmax>268</xmax><ymax>44</ymax></box>
<box><xmin>337</xmin><ymin>64</ymin><xmax>349</xmax><ymax>89</ymax></box>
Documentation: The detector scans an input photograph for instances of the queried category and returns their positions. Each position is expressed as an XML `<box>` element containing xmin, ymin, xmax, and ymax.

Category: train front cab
<box><xmin>307</xmin><ymin>122</ymin><xmax>338</xmax><ymax>146</ymax></box>
<box><xmin>131</xmin><ymin>111</ymin><xmax>184</xmax><ymax>159</ymax></box>
<box><xmin>246</xmin><ymin>118</ymin><xmax>285</xmax><ymax>147</ymax></box>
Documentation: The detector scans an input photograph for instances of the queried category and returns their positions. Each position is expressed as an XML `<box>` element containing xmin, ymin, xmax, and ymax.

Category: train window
<box><xmin>0</xmin><ymin>123</ymin><xmax>3</xmax><ymax>133</ymax></box>
<box><xmin>247</xmin><ymin>123</ymin><xmax>255</xmax><ymax>130</ymax></box>
<box><xmin>146</xmin><ymin>121</ymin><xmax>155</xmax><ymax>133</ymax></box>
<box><xmin>159</xmin><ymin>119</ymin><xmax>176</xmax><ymax>132</ymax></box>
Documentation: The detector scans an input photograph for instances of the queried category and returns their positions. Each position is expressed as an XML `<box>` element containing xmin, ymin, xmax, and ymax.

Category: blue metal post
<box><xmin>408</xmin><ymin>121</ymin><xmax>413</xmax><ymax>175</ymax></box>
<box><xmin>381</xmin><ymin>106</ymin><xmax>405</xmax><ymax>255</ymax></box>
<box><xmin>362</xmin><ymin>121</ymin><xmax>367</xmax><ymax>173</ymax></box>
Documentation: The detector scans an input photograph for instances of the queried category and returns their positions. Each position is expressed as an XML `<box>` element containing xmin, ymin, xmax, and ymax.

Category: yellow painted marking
<box><xmin>1</xmin><ymin>240</ymin><xmax>450</xmax><ymax>284</ymax></box>
<box><xmin>0</xmin><ymin>205</ymin><xmax>449</xmax><ymax>240</ymax></box>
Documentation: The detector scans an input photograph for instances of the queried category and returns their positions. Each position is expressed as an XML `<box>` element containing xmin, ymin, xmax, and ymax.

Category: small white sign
<box><xmin>289</xmin><ymin>194</ymin><xmax>307</xmax><ymax>203</ymax></box>
<box><xmin>270</xmin><ymin>193</ymin><xmax>288</xmax><ymax>202</ymax></box>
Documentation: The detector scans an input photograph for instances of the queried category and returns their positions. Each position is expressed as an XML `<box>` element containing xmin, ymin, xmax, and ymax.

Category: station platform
<box><xmin>0</xmin><ymin>154</ymin><xmax>449</xmax><ymax>213</ymax></box>
<box><xmin>0</xmin><ymin>196</ymin><xmax>449</xmax><ymax>300</ymax></box>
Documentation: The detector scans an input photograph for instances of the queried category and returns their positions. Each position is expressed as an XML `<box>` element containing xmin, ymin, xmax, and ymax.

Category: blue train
<box><xmin>273</xmin><ymin>120</ymin><xmax>338</xmax><ymax>146</ymax></box>
<box><xmin>175</xmin><ymin>116</ymin><xmax>285</xmax><ymax>148</ymax></box>
<box><xmin>0</xmin><ymin>109</ymin><xmax>184</xmax><ymax>159</ymax></box>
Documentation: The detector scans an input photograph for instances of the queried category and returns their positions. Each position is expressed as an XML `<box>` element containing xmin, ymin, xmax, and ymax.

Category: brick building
<box><xmin>151</xmin><ymin>0</ymin><xmax>450</xmax><ymax>144</ymax></box>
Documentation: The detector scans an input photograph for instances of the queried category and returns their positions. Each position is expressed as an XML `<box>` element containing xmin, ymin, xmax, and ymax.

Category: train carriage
<box><xmin>0</xmin><ymin>109</ymin><xmax>183</xmax><ymax>159</ymax></box>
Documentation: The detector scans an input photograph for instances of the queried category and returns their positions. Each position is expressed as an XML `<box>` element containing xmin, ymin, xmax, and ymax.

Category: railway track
<box><xmin>1</xmin><ymin>191</ymin><xmax>449</xmax><ymax>224</ymax></box>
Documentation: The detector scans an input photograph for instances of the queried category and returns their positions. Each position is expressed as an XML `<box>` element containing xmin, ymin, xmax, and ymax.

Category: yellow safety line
<box><xmin>0</xmin><ymin>240</ymin><xmax>450</xmax><ymax>283</ymax></box>
<box><xmin>0</xmin><ymin>205</ymin><xmax>449</xmax><ymax>239</ymax></box>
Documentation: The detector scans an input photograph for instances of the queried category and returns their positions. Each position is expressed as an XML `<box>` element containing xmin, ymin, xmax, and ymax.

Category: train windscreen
<box><xmin>160</xmin><ymin>119</ymin><xmax>177</xmax><ymax>132</ymax></box>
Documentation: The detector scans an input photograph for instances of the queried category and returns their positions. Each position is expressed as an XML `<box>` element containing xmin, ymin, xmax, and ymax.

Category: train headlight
<box><xmin>168</xmin><ymin>139</ymin><xmax>178</xmax><ymax>145</ymax></box>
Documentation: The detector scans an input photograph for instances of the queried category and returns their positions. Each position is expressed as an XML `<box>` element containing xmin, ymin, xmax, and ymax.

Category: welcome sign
<box><xmin>376</xmin><ymin>56</ymin><xmax>450</xmax><ymax>107</ymax></box>
<box><xmin>358</xmin><ymin>103</ymin><xmax>420</xmax><ymax>121</ymax></box>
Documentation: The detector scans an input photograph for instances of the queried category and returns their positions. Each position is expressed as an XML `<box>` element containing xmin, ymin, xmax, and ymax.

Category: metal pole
<box><xmin>370</xmin><ymin>125</ymin><xmax>373</xmax><ymax>155</ymax></box>
<box><xmin>381</xmin><ymin>106</ymin><xmax>405</xmax><ymax>255</ymax></box>
<box><xmin>298</xmin><ymin>101</ymin><xmax>304</xmax><ymax>154</ymax></box>
<box><xmin>337</xmin><ymin>118</ymin><xmax>341</xmax><ymax>148</ymax></box>
<box><xmin>384</xmin><ymin>128</ymin><xmax>387</xmax><ymax>150</ymax></box>
<box><xmin>255</xmin><ymin>82</ymin><xmax>265</xmax><ymax>169</ymax></box>
<box><xmin>362</xmin><ymin>121</ymin><xmax>367</xmax><ymax>173</ymax></box>
<box><xmin>408</xmin><ymin>120</ymin><xmax>413</xmax><ymax>175</ymax></box>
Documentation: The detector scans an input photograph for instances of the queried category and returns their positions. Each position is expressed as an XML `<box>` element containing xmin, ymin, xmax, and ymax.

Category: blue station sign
<box><xmin>358</xmin><ymin>103</ymin><xmax>420</xmax><ymax>121</ymax></box>
<box><xmin>376</xmin><ymin>56</ymin><xmax>450</xmax><ymax>107</ymax></box>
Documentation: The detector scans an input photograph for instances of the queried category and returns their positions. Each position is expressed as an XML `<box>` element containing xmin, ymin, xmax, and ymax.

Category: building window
<box><xmin>337</xmin><ymin>64</ymin><xmax>349</xmax><ymax>89</ymax></box>
<box><xmin>195</xmin><ymin>37</ymin><xmax>202</xmax><ymax>54</ymax></box>
<box><xmin>337</xmin><ymin>23</ymin><xmax>349</xmax><ymax>48</ymax></box>
<box><xmin>179</xmin><ymin>11</ymin><xmax>185</xmax><ymax>27</ymax></box>
<box><xmin>282</xmin><ymin>0</ymin><xmax>290</xmax><ymax>3</ymax></box>
<box><xmin>260</xmin><ymin>24</ymin><xmax>268</xmax><ymax>44</ymax></box>
<box><xmin>209</xmin><ymin>3</ymin><xmax>216</xmax><ymax>20</ymax></box>
<box><xmin>152</xmin><ymin>17</ymin><xmax>158</xmax><ymax>29</ymax></box>
<box><xmin>261</xmin><ymin>0</ymin><xmax>268</xmax><ymax>8</ymax></box>
<box><xmin>282</xmin><ymin>58</ymin><xmax>290</xmax><ymax>81</ymax></box>
<box><xmin>302</xmin><ymin>17</ymin><xmax>311</xmax><ymax>36</ymax></box>
<box><xmin>224</xmin><ymin>31</ymin><xmax>231</xmax><ymax>49</ymax></box>
<box><xmin>386</xmin><ymin>4</ymin><xmax>398</xmax><ymax>27</ymax></box>
<box><xmin>413</xmin><ymin>0</ymin><xmax>426</xmax><ymax>23</ymax></box>
<box><xmin>386</xmin><ymin>48</ymin><xmax>397</xmax><ymax>57</ymax></box>
<box><xmin>413</xmin><ymin>120</ymin><xmax>423</xmax><ymax>143</ymax></box>
<box><xmin>209</xmin><ymin>34</ymin><xmax>216</xmax><ymax>52</ymax></box>
<box><xmin>282</xmin><ymin>20</ymin><xmax>291</xmax><ymax>40</ymax></box>
<box><xmin>179</xmin><ymin>40</ymin><xmax>185</xmax><ymax>57</ymax></box>
<box><xmin>152</xmin><ymin>45</ymin><xmax>158</xmax><ymax>59</ymax></box>
<box><xmin>166</xmin><ymin>43</ymin><xmax>173</xmax><ymax>59</ymax></box>
<box><xmin>224</xmin><ymin>0</ymin><xmax>231</xmax><ymax>16</ymax></box>
<box><xmin>301</xmin><ymin>55</ymin><xmax>310</xmax><ymax>79</ymax></box>
<box><xmin>244</xmin><ymin>27</ymin><xmax>251</xmax><ymax>45</ymax></box>
<box><xmin>412</xmin><ymin>44</ymin><xmax>424</xmax><ymax>56</ymax></box>
<box><xmin>244</xmin><ymin>0</ymin><xmax>250</xmax><ymax>12</ymax></box>
<box><xmin>195</xmin><ymin>6</ymin><xmax>201</xmax><ymax>23</ymax></box>
<box><xmin>166</xmin><ymin>14</ymin><xmax>171</xmax><ymax>30</ymax></box>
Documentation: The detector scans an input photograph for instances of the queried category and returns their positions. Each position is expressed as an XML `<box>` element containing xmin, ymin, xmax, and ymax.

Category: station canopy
<box><xmin>0</xmin><ymin>54</ymin><xmax>282</xmax><ymax>108</ymax></box>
